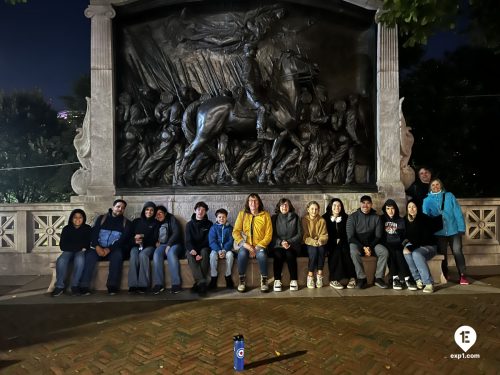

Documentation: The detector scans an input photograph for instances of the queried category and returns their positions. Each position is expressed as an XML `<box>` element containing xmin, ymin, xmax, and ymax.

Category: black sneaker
<box><xmin>171</xmin><ymin>285</ymin><xmax>182</xmax><ymax>294</ymax></box>
<box><xmin>51</xmin><ymin>287</ymin><xmax>64</xmax><ymax>297</ymax></box>
<box><xmin>151</xmin><ymin>285</ymin><xmax>165</xmax><ymax>295</ymax></box>
<box><xmin>392</xmin><ymin>278</ymin><xmax>403</xmax><ymax>290</ymax></box>
<box><xmin>374</xmin><ymin>278</ymin><xmax>388</xmax><ymax>289</ymax></box>
<box><xmin>190</xmin><ymin>283</ymin><xmax>199</xmax><ymax>293</ymax></box>
<box><xmin>355</xmin><ymin>278</ymin><xmax>367</xmax><ymax>289</ymax></box>
<box><xmin>406</xmin><ymin>279</ymin><xmax>418</xmax><ymax>291</ymax></box>
<box><xmin>128</xmin><ymin>287</ymin><xmax>138</xmax><ymax>294</ymax></box>
<box><xmin>208</xmin><ymin>276</ymin><xmax>218</xmax><ymax>290</ymax></box>
<box><xmin>225</xmin><ymin>275</ymin><xmax>234</xmax><ymax>289</ymax></box>
<box><xmin>79</xmin><ymin>287</ymin><xmax>91</xmax><ymax>296</ymax></box>
<box><xmin>137</xmin><ymin>287</ymin><xmax>147</xmax><ymax>294</ymax></box>
<box><xmin>71</xmin><ymin>286</ymin><xmax>81</xmax><ymax>296</ymax></box>
<box><xmin>198</xmin><ymin>282</ymin><xmax>207</xmax><ymax>297</ymax></box>
<box><xmin>108</xmin><ymin>287</ymin><xmax>119</xmax><ymax>295</ymax></box>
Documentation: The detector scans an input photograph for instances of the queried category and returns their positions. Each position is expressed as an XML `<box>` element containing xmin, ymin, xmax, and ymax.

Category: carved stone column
<box><xmin>84</xmin><ymin>4</ymin><xmax>116</xmax><ymax>196</ymax></box>
<box><xmin>376</xmin><ymin>23</ymin><xmax>405</xmax><ymax>198</ymax></box>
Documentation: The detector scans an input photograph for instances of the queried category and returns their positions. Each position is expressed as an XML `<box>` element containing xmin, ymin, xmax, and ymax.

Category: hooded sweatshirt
<box><xmin>131</xmin><ymin>201</ymin><xmax>159</xmax><ymax>248</ymax></box>
<box><xmin>185</xmin><ymin>213</ymin><xmax>213</xmax><ymax>252</ymax></box>
<box><xmin>59</xmin><ymin>209</ymin><xmax>92</xmax><ymax>252</ymax></box>
<box><xmin>381</xmin><ymin>199</ymin><xmax>405</xmax><ymax>247</ymax></box>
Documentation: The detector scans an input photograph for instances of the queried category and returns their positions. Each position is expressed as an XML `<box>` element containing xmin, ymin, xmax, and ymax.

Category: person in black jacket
<box><xmin>323</xmin><ymin>198</ymin><xmax>356</xmax><ymax>290</ymax></box>
<box><xmin>405</xmin><ymin>166</ymin><xmax>432</xmax><ymax>210</ymax></box>
<box><xmin>51</xmin><ymin>209</ymin><xmax>92</xmax><ymax>297</ymax></box>
<box><xmin>79</xmin><ymin>199</ymin><xmax>132</xmax><ymax>295</ymax></box>
<box><xmin>185</xmin><ymin>201</ymin><xmax>213</xmax><ymax>296</ymax></box>
<box><xmin>128</xmin><ymin>201</ymin><xmax>159</xmax><ymax>294</ymax></box>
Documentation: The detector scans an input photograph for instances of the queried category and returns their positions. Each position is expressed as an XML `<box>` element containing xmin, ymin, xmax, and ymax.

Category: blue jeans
<box><xmin>306</xmin><ymin>245</ymin><xmax>326</xmax><ymax>273</ymax></box>
<box><xmin>128</xmin><ymin>246</ymin><xmax>155</xmax><ymax>288</ymax></box>
<box><xmin>55</xmin><ymin>250</ymin><xmax>85</xmax><ymax>289</ymax></box>
<box><xmin>404</xmin><ymin>245</ymin><xmax>437</xmax><ymax>285</ymax></box>
<box><xmin>79</xmin><ymin>248</ymin><xmax>123</xmax><ymax>289</ymax></box>
<box><xmin>237</xmin><ymin>247</ymin><xmax>267</xmax><ymax>277</ymax></box>
<box><xmin>210</xmin><ymin>250</ymin><xmax>234</xmax><ymax>277</ymax></box>
<box><xmin>153</xmin><ymin>244</ymin><xmax>183</xmax><ymax>287</ymax></box>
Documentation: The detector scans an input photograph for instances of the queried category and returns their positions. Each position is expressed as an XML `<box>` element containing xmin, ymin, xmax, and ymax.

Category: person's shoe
<box><xmin>355</xmin><ymin>278</ymin><xmax>367</xmax><ymax>289</ymax></box>
<box><xmin>459</xmin><ymin>274</ymin><xmax>470</xmax><ymax>285</ymax></box>
<box><xmin>406</xmin><ymin>279</ymin><xmax>418</xmax><ymax>291</ymax></box>
<box><xmin>108</xmin><ymin>287</ymin><xmax>119</xmax><ymax>295</ymax></box>
<box><xmin>51</xmin><ymin>287</ymin><xmax>64</xmax><ymax>297</ymax></box>
<box><xmin>329</xmin><ymin>280</ymin><xmax>344</xmax><ymax>290</ymax></box>
<box><xmin>289</xmin><ymin>280</ymin><xmax>298</xmax><ymax>291</ymax></box>
<box><xmin>416</xmin><ymin>279</ymin><xmax>424</xmax><ymax>290</ymax></box>
<box><xmin>137</xmin><ymin>287</ymin><xmax>147</xmax><ymax>294</ymax></box>
<box><xmin>273</xmin><ymin>280</ymin><xmax>282</xmax><ymax>292</ymax></box>
<box><xmin>237</xmin><ymin>275</ymin><xmax>246</xmax><ymax>293</ymax></box>
<box><xmin>307</xmin><ymin>275</ymin><xmax>315</xmax><ymax>289</ymax></box>
<box><xmin>128</xmin><ymin>287</ymin><xmax>138</xmax><ymax>294</ymax></box>
<box><xmin>392</xmin><ymin>278</ymin><xmax>403</xmax><ymax>290</ymax></box>
<box><xmin>151</xmin><ymin>285</ymin><xmax>165</xmax><ymax>295</ymax></box>
<box><xmin>374</xmin><ymin>278</ymin><xmax>388</xmax><ymax>289</ymax></box>
<box><xmin>190</xmin><ymin>283</ymin><xmax>199</xmax><ymax>293</ymax></box>
<box><xmin>71</xmin><ymin>286</ymin><xmax>81</xmax><ymax>296</ymax></box>
<box><xmin>208</xmin><ymin>276</ymin><xmax>218</xmax><ymax>290</ymax></box>
<box><xmin>423</xmin><ymin>284</ymin><xmax>434</xmax><ymax>293</ymax></box>
<box><xmin>347</xmin><ymin>278</ymin><xmax>356</xmax><ymax>289</ymax></box>
<box><xmin>225</xmin><ymin>275</ymin><xmax>234</xmax><ymax>289</ymax></box>
<box><xmin>198</xmin><ymin>282</ymin><xmax>207</xmax><ymax>297</ymax></box>
<box><xmin>316</xmin><ymin>274</ymin><xmax>324</xmax><ymax>288</ymax></box>
<box><xmin>260</xmin><ymin>276</ymin><xmax>269</xmax><ymax>292</ymax></box>
<box><xmin>79</xmin><ymin>287</ymin><xmax>91</xmax><ymax>296</ymax></box>
<box><xmin>171</xmin><ymin>284</ymin><xmax>182</xmax><ymax>294</ymax></box>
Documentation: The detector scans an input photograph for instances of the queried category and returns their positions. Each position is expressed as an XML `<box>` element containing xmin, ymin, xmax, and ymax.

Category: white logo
<box><xmin>236</xmin><ymin>348</ymin><xmax>245</xmax><ymax>358</ymax></box>
<box><xmin>454</xmin><ymin>325</ymin><xmax>477</xmax><ymax>353</ymax></box>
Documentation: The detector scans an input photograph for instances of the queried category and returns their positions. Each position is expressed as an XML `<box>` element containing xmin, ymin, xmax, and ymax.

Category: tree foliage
<box><xmin>0</xmin><ymin>91</ymin><xmax>78</xmax><ymax>203</ymax></box>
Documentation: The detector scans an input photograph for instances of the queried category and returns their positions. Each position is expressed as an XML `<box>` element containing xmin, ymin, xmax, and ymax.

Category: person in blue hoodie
<box><xmin>423</xmin><ymin>178</ymin><xmax>468</xmax><ymax>285</ymax></box>
<box><xmin>79</xmin><ymin>199</ymin><xmax>132</xmax><ymax>295</ymax></box>
<box><xmin>381</xmin><ymin>199</ymin><xmax>414</xmax><ymax>290</ymax></box>
<box><xmin>208</xmin><ymin>208</ymin><xmax>234</xmax><ymax>290</ymax></box>
<box><xmin>185</xmin><ymin>201</ymin><xmax>213</xmax><ymax>296</ymax></box>
<box><xmin>128</xmin><ymin>201</ymin><xmax>159</xmax><ymax>294</ymax></box>
<box><xmin>51</xmin><ymin>208</ymin><xmax>92</xmax><ymax>296</ymax></box>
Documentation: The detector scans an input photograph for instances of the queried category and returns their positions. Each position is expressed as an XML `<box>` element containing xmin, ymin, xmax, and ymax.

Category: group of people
<box><xmin>52</xmin><ymin>174</ymin><xmax>469</xmax><ymax>297</ymax></box>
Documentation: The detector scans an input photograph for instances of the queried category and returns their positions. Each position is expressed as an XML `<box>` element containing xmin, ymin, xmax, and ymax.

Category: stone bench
<box><xmin>48</xmin><ymin>255</ymin><xmax>445</xmax><ymax>292</ymax></box>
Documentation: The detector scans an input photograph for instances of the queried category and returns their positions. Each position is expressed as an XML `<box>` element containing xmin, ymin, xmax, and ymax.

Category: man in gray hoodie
<box><xmin>346</xmin><ymin>195</ymin><xmax>389</xmax><ymax>289</ymax></box>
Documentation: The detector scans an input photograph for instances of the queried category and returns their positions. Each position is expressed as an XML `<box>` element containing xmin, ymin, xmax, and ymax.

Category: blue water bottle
<box><xmin>233</xmin><ymin>334</ymin><xmax>245</xmax><ymax>371</ymax></box>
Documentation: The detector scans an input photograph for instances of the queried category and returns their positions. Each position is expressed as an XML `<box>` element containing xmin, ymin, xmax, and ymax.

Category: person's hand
<box><xmin>219</xmin><ymin>250</ymin><xmax>226</xmax><ymax>259</ymax></box>
<box><xmin>96</xmin><ymin>245</ymin><xmax>105</xmax><ymax>257</ymax></box>
<box><xmin>403</xmin><ymin>247</ymin><xmax>411</xmax><ymax>255</ymax></box>
<box><xmin>164</xmin><ymin>246</ymin><xmax>171</xmax><ymax>256</ymax></box>
<box><xmin>195</xmin><ymin>254</ymin><xmax>203</xmax><ymax>262</ymax></box>
<box><xmin>282</xmin><ymin>240</ymin><xmax>290</xmax><ymax>249</ymax></box>
<box><xmin>248</xmin><ymin>248</ymin><xmax>256</xmax><ymax>258</ymax></box>
<box><xmin>190</xmin><ymin>249</ymin><xmax>197</xmax><ymax>256</ymax></box>
<box><xmin>363</xmin><ymin>247</ymin><xmax>371</xmax><ymax>256</ymax></box>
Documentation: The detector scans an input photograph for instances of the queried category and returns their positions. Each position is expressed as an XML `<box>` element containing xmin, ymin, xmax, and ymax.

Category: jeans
<box><xmin>128</xmin><ymin>246</ymin><xmax>155</xmax><ymax>288</ymax></box>
<box><xmin>349</xmin><ymin>244</ymin><xmax>389</xmax><ymax>279</ymax></box>
<box><xmin>153</xmin><ymin>244</ymin><xmax>183</xmax><ymax>287</ymax></box>
<box><xmin>79</xmin><ymin>248</ymin><xmax>123</xmax><ymax>290</ymax></box>
<box><xmin>437</xmin><ymin>234</ymin><xmax>466</xmax><ymax>276</ymax></box>
<box><xmin>187</xmin><ymin>247</ymin><xmax>210</xmax><ymax>284</ymax></box>
<box><xmin>237</xmin><ymin>247</ymin><xmax>267</xmax><ymax>277</ymax></box>
<box><xmin>55</xmin><ymin>250</ymin><xmax>85</xmax><ymax>289</ymax></box>
<box><xmin>210</xmin><ymin>250</ymin><xmax>234</xmax><ymax>277</ymax></box>
<box><xmin>306</xmin><ymin>245</ymin><xmax>325</xmax><ymax>273</ymax></box>
<box><xmin>404</xmin><ymin>245</ymin><xmax>437</xmax><ymax>285</ymax></box>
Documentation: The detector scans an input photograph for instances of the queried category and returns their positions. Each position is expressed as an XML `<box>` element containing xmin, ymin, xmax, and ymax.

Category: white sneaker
<box><xmin>237</xmin><ymin>275</ymin><xmax>246</xmax><ymax>293</ymax></box>
<box><xmin>273</xmin><ymin>279</ymin><xmax>282</xmax><ymax>292</ymax></box>
<box><xmin>289</xmin><ymin>280</ymin><xmax>298</xmax><ymax>291</ymax></box>
<box><xmin>329</xmin><ymin>280</ymin><xmax>344</xmax><ymax>290</ymax></box>
<box><xmin>416</xmin><ymin>279</ymin><xmax>424</xmax><ymax>290</ymax></box>
<box><xmin>347</xmin><ymin>278</ymin><xmax>356</xmax><ymax>289</ymax></box>
<box><xmin>260</xmin><ymin>276</ymin><xmax>269</xmax><ymax>292</ymax></box>
<box><xmin>307</xmin><ymin>275</ymin><xmax>315</xmax><ymax>289</ymax></box>
<box><xmin>423</xmin><ymin>284</ymin><xmax>434</xmax><ymax>293</ymax></box>
<box><xmin>316</xmin><ymin>274</ymin><xmax>323</xmax><ymax>288</ymax></box>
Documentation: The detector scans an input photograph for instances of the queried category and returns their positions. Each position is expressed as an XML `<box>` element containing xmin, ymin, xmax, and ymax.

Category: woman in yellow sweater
<box><xmin>233</xmin><ymin>193</ymin><xmax>273</xmax><ymax>293</ymax></box>
<box><xmin>302</xmin><ymin>201</ymin><xmax>328</xmax><ymax>288</ymax></box>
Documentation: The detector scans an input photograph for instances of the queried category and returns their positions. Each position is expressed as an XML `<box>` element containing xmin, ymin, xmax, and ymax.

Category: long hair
<box><xmin>244</xmin><ymin>193</ymin><xmax>264</xmax><ymax>213</ymax></box>
<box><xmin>324</xmin><ymin>197</ymin><xmax>347</xmax><ymax>218</ymax></box>
<box><xmin>306</xmin><ymin>200</ymin><xmax>320</xmax><ymax>211</ymax></box>
<box><xmin>274</xmin><ymin>198</ymin><xmax>295</xmax><ymax>214</ymax></box>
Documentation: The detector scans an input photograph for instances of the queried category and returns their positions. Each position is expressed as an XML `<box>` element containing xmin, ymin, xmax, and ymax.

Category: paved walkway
<box><xmin>0</xmin><ymin>272</ymin><xmax>499</xmax><ymax>374</ymax></box>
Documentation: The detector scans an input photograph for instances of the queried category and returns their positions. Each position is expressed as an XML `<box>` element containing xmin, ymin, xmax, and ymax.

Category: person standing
<box><xmin>233</xmin><ymin>193</ymin><xmax>273</xmax><ymax>293</ymax></box>
<box><xmin>51</xmin><ymin>209</ymin><xmax>92</xmax><ymax>296</ymax></box>
<box><xmin>405</xmin><ymin>166</ymin><xmax>432</xmax><ymax>210</ymax></box>
<box><xmin>423</xmin><ymin>178</ymin><xmax>469</xmax><ymax>284</ymax></box>
<box><xmin>346</xmin><ymin>195</ymin><xmax>389</xmax><ymax>289</ymax></box>
<box><xmin>302</xmin><ymin>201</ymin><xmax>328</xmax><ymax>288</ymax></box>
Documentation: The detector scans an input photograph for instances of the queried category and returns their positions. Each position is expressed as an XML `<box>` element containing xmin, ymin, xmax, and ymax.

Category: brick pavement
<box><xmin>0</xmin><ymin>276</ymin><xmax>499</xmax><ymax>374</ymax></box>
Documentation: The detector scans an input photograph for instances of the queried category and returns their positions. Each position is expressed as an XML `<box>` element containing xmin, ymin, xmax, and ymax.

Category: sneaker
<box><xmin>260</xmin><ymin>276</ymin><xmax>269</xmax><ymax>292</ymax></box>
<box><xmin>225</xmin><ymin>275</ymin><xmax>234</xmax><ymax>289</ymax></box>
<box><xmin>51</xmin><ymin>287</ymin><xmax>64</xmax><ymax>297</ymax></box>
<box><xmin>108</xmin><ymin>287</ymin><xmax>119</xmax><ymax>295</ymax></box>
<box><xmin>347</xmin><ymin>278</ymin><xmax>356</xmax><ymax>289</ymax></box>
<box><xmin>171</xmin><ymin>284</ymin><xmax>182</xmax><ymax>294</ymax></box>
<box><xmin>208</xmin><ymin>276</ymin><xmax>218</xmax><ymax>290</ymax></box>
<box><xmin>329</xmin><ymin>280</ymin><xmax>344</xmax><ymax>290</ymax></box>
<box><xmin>273</xmin><ymin>279</ymin><xmax>282</xmax><ymax>292</ymax></box>
<box><xmin>459</xmin><ymin>274</ymin><xmax>470</xmax><ymax>285</ymax></box>
<box><xmin>198</xmin><ymin>282</ymin><xmax>207</xmax><ymax>297</ymax></box>
<box><xmin>392</xmin><ymin>278</ymin><xmax>403</xmax><ymax>290</ymax></box>
<box><xmin>137</xmin><ymin>287</ymin><xmax>147</xmax><ymax>294</ymax></box>
<box><xmin>374</xmin><ymin>278</ymin><xmax>388</xmax><ymax>289</ymax></box>
<box><xmin>128</xmin><ymin>287</ymin><xmax>138</xmax><ymax>294</ymax></box>
<box><xmin>190</xmin><ymin>283</ymin><xmax>199</xmax><ymax>293</ymax></box>
<box><xmin>406</xmin><ymin>279</ymin><xmax>418</xmax><ymax>291</ymax></box>
<box><xmin>307</xmin><ymin>275</ymin><xmax>315</xmax><ymax>289</ymax></box>
<box><xmin>71</xmin><ymin>286</ymin><xmax>81</xmax><ymax>296</ymax></box>
<box><xmin>355</xmin><ymin>278</ymin><xmax>367</xmax><ymax>289</ymax></box>
<box><xmin>416</xmin><ymin>279</ymin><xmax>424</xmax><ymax>290</ymax></box>
<box><xmin>238</xmin><ymin>275</ymin><xmax>246</xmax><ymax>293</ymax></box>
<box><xmin>79</xmin><ymin>287</ymin><xmax>91</xmax><ymax>296</ymax></box>
<box><xmin>151</xmin><ymin>285</ymin><xmax>165</xmax><ymax>295</ymax></box>
<box><xmin>316</xmin><ymin>274</ymin><xmax>324</xmax><ymax>288</ymax></box>
<box><xmin>289</xmin><ymin>280</ymin><xmax>298</xmax><ymax>291</ymax></box>
<box><xmin>423</xmin><ymin>284</ymin><xmax>434</xmax><ymax>293</ymax></box>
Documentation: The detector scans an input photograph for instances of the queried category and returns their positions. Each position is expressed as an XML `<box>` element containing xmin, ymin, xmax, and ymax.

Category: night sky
<box><xmin>0</xmin><ymin>0</ymin><xmax>465</xmax><ymax>111</ymax></box>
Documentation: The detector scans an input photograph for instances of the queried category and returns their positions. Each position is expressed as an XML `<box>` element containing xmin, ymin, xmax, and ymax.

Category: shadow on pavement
<box><xmin>0</xmin><ymin>360</ymin><xmax>22</xmax><ymax>371</ymax></box>
<box><xmin>245</xmin><ymin>350</ymin><xmax>307</xmax><ymax>369</ymax></box>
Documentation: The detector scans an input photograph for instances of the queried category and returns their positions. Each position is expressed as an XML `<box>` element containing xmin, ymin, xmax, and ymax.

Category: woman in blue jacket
<box><xmin>423</xmin><ymin>178</ymin><xmax>468</xmax><ymax>285</ymax></box>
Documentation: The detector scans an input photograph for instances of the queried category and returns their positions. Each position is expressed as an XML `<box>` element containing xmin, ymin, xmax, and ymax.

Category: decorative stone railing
<box><xmin>1</xmin><ymin>198</ymin><xmax>498</xmax><ymax>274</ymax></box>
